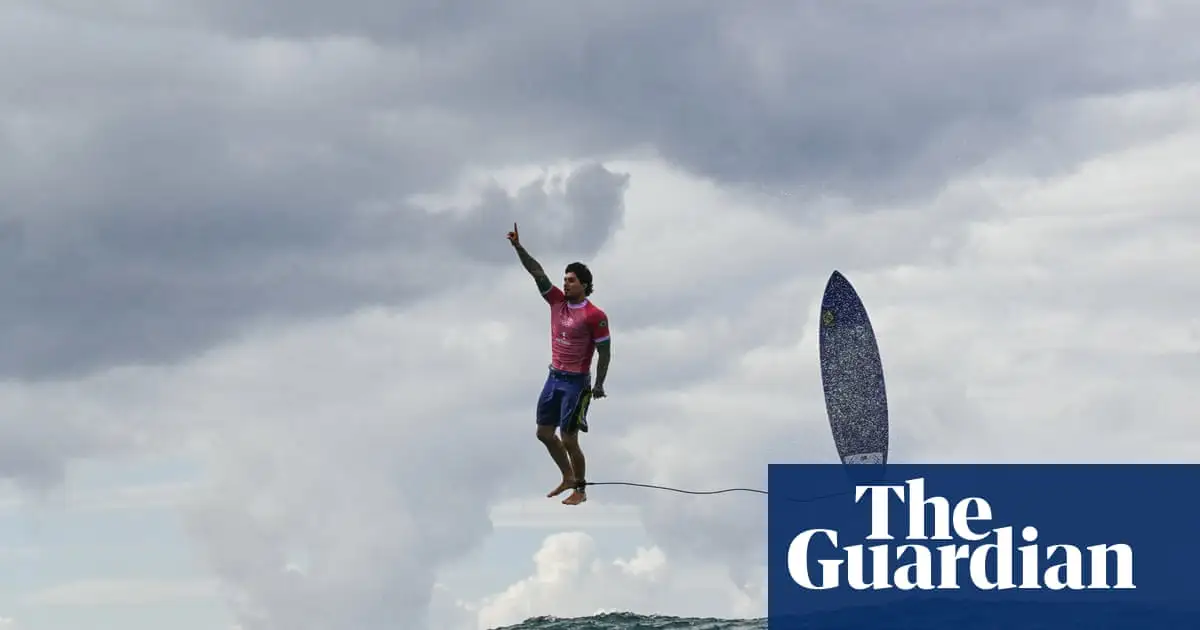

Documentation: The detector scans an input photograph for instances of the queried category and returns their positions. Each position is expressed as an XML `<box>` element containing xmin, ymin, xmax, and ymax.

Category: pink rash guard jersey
<box><xmin>542</xmin><ymin>285</ymin><xmax>609</xmax><ymax>374</ymax></box>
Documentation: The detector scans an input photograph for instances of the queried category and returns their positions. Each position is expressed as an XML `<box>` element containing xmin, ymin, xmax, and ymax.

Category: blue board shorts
<box><xmin>536</xmin><ymin>367</ymin><xmax>592</xmax><ymax>433</ymax></box>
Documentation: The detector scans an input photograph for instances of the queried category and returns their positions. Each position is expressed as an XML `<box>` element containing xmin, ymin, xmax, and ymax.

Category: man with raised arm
<box><xmin>507</xmin><ymin>222</ymin><xmax>610</xmax><ymax>506</ymax></box>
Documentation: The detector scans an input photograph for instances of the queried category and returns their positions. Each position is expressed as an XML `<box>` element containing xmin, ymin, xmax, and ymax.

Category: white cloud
<box><xmin>469</xmin><ymin>532</ymin><xmax>763</xmax><ymax>630</ymax></box>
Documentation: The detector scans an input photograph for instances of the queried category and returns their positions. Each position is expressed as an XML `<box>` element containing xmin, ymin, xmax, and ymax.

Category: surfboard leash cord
<box><xmin>579</xmin><ymin>480</ymin><xmax>851</xmax><ymax>504</ymax></box>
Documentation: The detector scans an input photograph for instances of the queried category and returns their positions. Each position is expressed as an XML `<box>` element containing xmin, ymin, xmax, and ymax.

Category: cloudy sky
<box><xmin>3</xmin><ymin>1</ymin><xmax>1200</xmax><ymax>629</ymax></box>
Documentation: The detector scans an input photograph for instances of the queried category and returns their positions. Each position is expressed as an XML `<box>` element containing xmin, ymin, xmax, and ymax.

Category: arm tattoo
<box><xmin>514</xmin><ymin>245</ymin><xmax>551</xmax><ymax>291</ymax></box>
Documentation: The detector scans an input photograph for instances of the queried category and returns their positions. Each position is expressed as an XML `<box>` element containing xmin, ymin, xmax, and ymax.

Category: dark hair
<box><xmin>565</xmin><ymin>261</ymin><xmax>594</xmax><ymax>296</ymax></box>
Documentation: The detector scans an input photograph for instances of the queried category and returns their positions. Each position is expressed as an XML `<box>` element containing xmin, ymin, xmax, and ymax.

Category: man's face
<box><xmin>563</xmin><ymin>272</ymin><xmax>585</xmax><ymax>300</ymax></box>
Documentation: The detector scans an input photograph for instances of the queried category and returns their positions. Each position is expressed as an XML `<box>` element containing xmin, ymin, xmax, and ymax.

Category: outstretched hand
<box><xmin>506</xmin><ymin>222</ymin><xmax>520</xmax><ymax>247</ymax></box>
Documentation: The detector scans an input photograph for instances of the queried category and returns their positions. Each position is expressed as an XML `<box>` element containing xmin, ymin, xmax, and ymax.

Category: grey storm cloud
<box><xmin>4</xmin><ymin>1</ymin><xmax>1199</xmax><ymax>380</ymax></box>
<box><xmin>178</xmin><ymin>0</ymin><xmax>1200</xmax><ymax>195</ymax></box>
<box><xmin>4</xmin><ymin>152</ymin><xmax>627</xmax><ymax>372</ymax></box>
<box><xmin>0</xmin><ymin>160</ymin><xmax>627</xmax><ymax>380</ymax></box>
<box><xmin>0</xmin><ymin>0</ymin><xmax>630</xmax><ymax>381</ymax></box>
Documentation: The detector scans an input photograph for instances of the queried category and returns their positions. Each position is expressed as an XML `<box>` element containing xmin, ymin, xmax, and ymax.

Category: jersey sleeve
<box><xmin>590</xmin><ymin>309</ymin><xmax>610</xmax><ymax>343</ymax></box>
<box><xmin>542</xmin><ymin>284</ymin><xmax>565</xmax><ymax>305</ymax></box>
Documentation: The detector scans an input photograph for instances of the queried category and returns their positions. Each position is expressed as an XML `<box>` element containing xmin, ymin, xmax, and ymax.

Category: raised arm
<box><xmin>507</xmin><ymin>222</ymin><xmax>555</xmax><ymax>295</ymax></box>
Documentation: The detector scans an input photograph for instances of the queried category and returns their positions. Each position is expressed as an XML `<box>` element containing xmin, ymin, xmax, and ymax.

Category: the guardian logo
<box><xmin>787</xmin><ymin>478</ymin><xmax>1136</xmax><ymax>591</ymax></box>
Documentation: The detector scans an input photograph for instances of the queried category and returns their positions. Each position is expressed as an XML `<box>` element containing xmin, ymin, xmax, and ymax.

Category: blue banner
<box><xmin>767</xmin><ymin>464</ymin><xmax>1200</xmax><ymax>628</ymax></box>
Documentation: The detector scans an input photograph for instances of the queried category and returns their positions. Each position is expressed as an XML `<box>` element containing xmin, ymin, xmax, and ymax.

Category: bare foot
<box><xmin>547</xmin><ymin>479</ymin><xmax>575</xmax><ymax>498</ymax></box>
<box><xmin>562</xmin><ymin>489</ymin><xmax>587</xmax><ymax>505</ymax></box>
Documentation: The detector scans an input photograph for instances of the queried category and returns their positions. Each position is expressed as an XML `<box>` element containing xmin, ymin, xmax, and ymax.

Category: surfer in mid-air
<box><xmin>507</xmin><ymin>222</ymin><xmax>610</xmax><ymax>506</ymax></box>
